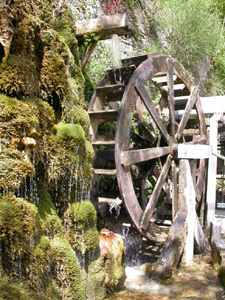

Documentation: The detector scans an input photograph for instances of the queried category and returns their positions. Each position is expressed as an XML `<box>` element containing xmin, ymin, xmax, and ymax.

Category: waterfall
<box><xmin>111</xmin><ymin>34</ymin><xmax>121</xmax><ymax>67</ymax></box>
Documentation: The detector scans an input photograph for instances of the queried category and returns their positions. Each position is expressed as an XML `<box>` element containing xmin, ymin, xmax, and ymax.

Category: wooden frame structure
<box><xmin>88</xmin><ymin>52</ymin><xmax>225</xmax><ymax>276</ymax></box>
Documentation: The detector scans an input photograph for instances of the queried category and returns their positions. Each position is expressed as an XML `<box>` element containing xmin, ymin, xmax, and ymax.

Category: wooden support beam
<box><xmin>76</xmin><ymin>13</ymin><xmax>134</xmax><ymax>41</ymax></box>
<box><xmin>153</xmin><ymin>211</ymin><xmax>187</xmax><ymax>279</ymax></box>
<box><xmin>206</xmin><ymin>115</ymin><xmax>219</xmax><ymax>229</ymax></box>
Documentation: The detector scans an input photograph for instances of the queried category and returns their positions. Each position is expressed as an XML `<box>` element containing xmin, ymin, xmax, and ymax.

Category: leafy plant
<box><xmin>153</xmin><ymin>0</ymin><xmax>222</xmax><ymax>69</ymax></box>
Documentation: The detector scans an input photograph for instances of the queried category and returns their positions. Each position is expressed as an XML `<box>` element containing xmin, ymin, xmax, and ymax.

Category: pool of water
<box><xmin>105</xmin><ymin>253</ymin><xmax>225</xmax><ymax>300</ymax></box>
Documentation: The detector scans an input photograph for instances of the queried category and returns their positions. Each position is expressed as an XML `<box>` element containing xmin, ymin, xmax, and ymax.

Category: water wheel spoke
<box><xmin>135</xmin><ymin>79</ymin><xmax>171</xmax><ymax>144</ymax></box>
<box><xmin>120</xmin><ymin>145</ymin><xmax>176</xmax><ymax>167</ymax></box>
<box><xmin>167</xmin><ymin>58</ymin><xmax>175</xmax><ymax>137</ymax></box>
<box><xmin>175</xmin><ymin>87</ymin><xmax>198</xmax><ymax>140</ymax></box>
<box><xmin>140</xmin><ymin>154</ymin><xmax>172</xmax><ymax>230</ymax></box>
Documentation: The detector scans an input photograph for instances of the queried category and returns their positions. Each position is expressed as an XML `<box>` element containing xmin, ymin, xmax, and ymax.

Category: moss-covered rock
<box><xmin>0</xmin><ymin>193</ymin><xmax>41</xmax><ymax>276</ymax></box>
<box><xmin>99</xmin><ymin>229</ymin><xmax>126</xmax><ymax>292</ymax></box>
<box><xmin>37</xmin><ymin>190</ymin><xmax>64</xmax><ymax>237</ymax></box>
<box><xmin>63</xmin><ymin>201</ymin><xmax>99</xmax><ymax>254</ymax></box>
<box><xmin>0</xmin><ymin>148</ymin><xmax>35</xmax><ymax>189</ymax></box>
<box><xmin>52</xmin><ymin>236</ymin><xmax>85</xmax><ymax>300</ymax></box>
<box><xmin>0</xmin><ymin>275</ymin><xmax>40</xmax><ymax>300</ymax></box>
<box><xmin>64</xmin><ymin>105</ymin><xmax>90</xmax><ymax>136</ymax></box>
<box><xmin>85</xmin><ymin>255</ymin><xmax>107</xmax><ymax>300</ymax></box>
<box><xmin>55</xmin><ymin>123</ymin><xmax>86</xmax><ymax>148</ymax></box>
<box><xmin>0</xmin><ymin>191</ymin><xmax>87</xmax><ymax>300</ymax></box>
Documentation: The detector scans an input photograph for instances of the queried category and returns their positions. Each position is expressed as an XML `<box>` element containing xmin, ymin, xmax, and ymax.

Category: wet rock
<box><xmin>99</xmin><ymin>229</ymin><xmax>126</xmax><ymax>292</ymax></box>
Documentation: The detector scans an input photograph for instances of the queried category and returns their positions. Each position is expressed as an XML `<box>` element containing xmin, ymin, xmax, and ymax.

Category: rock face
<box><xmin>0</xmin><ymin>1</ymin><xmax>124</xmax><ymax>299</ymax></box>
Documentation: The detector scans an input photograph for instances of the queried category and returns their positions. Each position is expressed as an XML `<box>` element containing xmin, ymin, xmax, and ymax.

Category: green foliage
<box><xmin>124</xmin><ymin>0</ymin><xmax>139</xmax><ymax>9</ymax></box>
<box><xmin>153</xmin><ymin>0</ymin><xmax>222</xmax><ymax>69</ymax></box>
<box><xmin>209</xmin><ymin>0</ymin><xmax>225</xmax><ymax>19</ymax></box>
<box><xmin>84</xmin><ymin>41</ymin><xmax>115</xmax><ymax>88</ymax></box>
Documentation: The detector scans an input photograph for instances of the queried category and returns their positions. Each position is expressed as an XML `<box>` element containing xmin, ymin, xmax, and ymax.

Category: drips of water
<box><xmin>109</xmin><ymin>202</ymin><xmax>121</xmax><ymax>218</ymax></box>
<box><xmin>111</xmin><ymin>34</ymin><xmax>121</xmax><ymax>67</ymax></box>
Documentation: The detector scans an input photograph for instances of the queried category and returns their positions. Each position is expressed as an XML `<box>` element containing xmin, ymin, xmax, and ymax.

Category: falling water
<box><xmin>111</xmin><ymin>34</ymin><xmax>121</xmax><ymax>67</ymax></box>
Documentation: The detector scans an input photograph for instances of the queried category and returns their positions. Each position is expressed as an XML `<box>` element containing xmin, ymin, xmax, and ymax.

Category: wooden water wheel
<box><xmin>89</xmin><ymin>54</ymin><xmax>207</xmax><ymax>241</ymax></box>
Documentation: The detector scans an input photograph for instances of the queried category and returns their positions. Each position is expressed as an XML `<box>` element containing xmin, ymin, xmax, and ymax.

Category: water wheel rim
<box><xmin>115</xmin><ymin>54</ymin><xmax>207</xmax><ymax>238</ymax></box>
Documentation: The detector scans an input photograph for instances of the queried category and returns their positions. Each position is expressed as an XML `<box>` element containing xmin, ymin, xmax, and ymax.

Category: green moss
<box><xmin>64</xmin><ymin>105</ymin><xmax>90</xmax><ymax>135</ymax></box>
<box><xmin>37</xmin><ymin>190</ymin><xmax>64</xmax><ymax>237</ymax></box>
<box><xmin>85</xmin><ymin>256</ymin><xmax>107</xmax><ymax>300</ymax></box>
<box><xmin>55</xmin><ymin>123</ymin><xmax>85</xmax><ymax>147</ymax></box>
<box><xmin>218</xmin><ymin>265</ymin><xmax>225</xmax><ymax>287</ymax></box>
<box><xmin>84</xmin><ymin>140</ymin><xmax>95</xmax><ymax>161</ymax></box>
<box><xmin>52</xmin><ymin>236</ymin><xmax>86</xmax><ymax>300</ymax></box>
<box><xmin>0</xmin><ymin>148</ymin><xmax>35</xmax><ymax>190</ymax></box>
<box><xmin>63</xmin><ymin>201</ymin><xmax>99</xmax><ymax>253</ymax></box>
<box><xmin>0</xmin><ymin>54</ymin><xmax>39</xmax><ymax>96</ymax></box>
<box><xmin>0</xmin><ymin>275</ymin><xmax>40</xmax><ymax>300</ymax></box>
<box><xmin>0</xmin><ymin>193</ymin><xmax>40</xmax><ymax>267</ymax></box>
<box><xmin>0</xmin><ymin>94</ymin><xmax>39</xmax><ymax>138</ymax></box>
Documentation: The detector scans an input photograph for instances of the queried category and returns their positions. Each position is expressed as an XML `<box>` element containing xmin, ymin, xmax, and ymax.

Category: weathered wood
<box><xmin>200</xmin><ymin>96</ymin><xmax>225</xmax><ymax>114</ymax></box>
<box><xmin>206</xmin><ymin>114</ymin><xmax>219</xmax><ymax>228</ymax></box>
<box><xmin>96</xmin><ymin>84</ymin><xmax>125</xmax><ymax>102</ymax></box>
<box><xmin>167</xmin><ymin>57</ymin><xmax>175</xmax><ymax>136</ymax></box>
<box><xmin>107</xmin><ymin>65</ymin><xmax>136</xmax><ymax>85</ymax></box>
<box><xmin>175</xmin><ymin>87</ymin><xmax>198</xmax><ymax>140</ymax></box>
<box><xmin>135</xmin><ymin>79</ymin><xmax>171</xmax><ymax>144</ymax></box>
<box><xmin>76</xmin><ymin>13</ymin><xmax>134</xmax><ymax>40</ymax></box>
<box><xmin>93</xmin><ymin>169</ymin><xmax>117</xmax><ymax>175</ymax></box>
<box><xmin>181</xmin><ymin>159</ymin><xmax>196</xmax><ymax>265</ymax></box>
<box><xmin>89</xmin><ymin>109</ymin><xmax>118</xmax><ymax>121</ymax></box>
<box><xmin>153</xmin><ymin>212</ymin><xmax>187</xmax><ymax>279</ymax></box>
<box><xmin>141</xmin><ymin>154</ymin><xmax>172</xmax><ymax>230</ymax></box>
<box><xmin>81</xmin><ymin>39</ymin><xmax>98</xmax><ymax>69</ymax></box>
<box><xmin>194</xmin><ymin>215</ymin><xmax>206</xmax><ymax>254</ymax></box>
<box><xmin>98</xmin><ymin>197</ymin><xmax>122</xmax><ymax>205</ymax></box>
<box><xmin>171</xmin><ymin>160</ymin><xmax>178</xmax><ymax>221</ymax></box>
<box><xmin>120</xmin><ymin>145</ymin><xmax>176</xmax><ymax>167</ymax></box>
<box><xmin>178</xmin><ymin>144</ymin><xmax>213</xmax><ymax>159</ymax></box>
<box><xmin>91</xmin><ymin>140</ymin><xmax>115</xmax><ymax>146</ymax></box>
<box><xmin>114</xmin><ymin>54</ymin><xmax>206</xmax><ymax>241</ymax></box>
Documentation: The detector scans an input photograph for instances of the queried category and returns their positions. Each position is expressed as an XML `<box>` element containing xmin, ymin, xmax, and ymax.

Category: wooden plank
<box><xmin>183</xmin><ymin>129</ymin><xmax>200</xmax><ymax>136</ymax></box>
<box><xmin>89</xmin><ymin>109</ymin><xmax>118</xmax><ymax>122</ymax></box>
<box><xmin>96</xmin><ymin>84</ymin><xmax>125</xmax><ymax>102</ymax></box>
<box><xmin>200</xmin><ymin>96</ymin><xmax>225</xmax><ymax>114</ymax></box>
<box><xmin>76</xmin><ymin>13</ymin><xmax>134</xmax><ymax>40</ymax></box>
<box><xmin>167</xmin><ymin>58</ymin><xmax>175</xmax><ymax>136</ymax></box>
<box><xmin>175</xmin><ymin>87</ymin><xmax>198</xmax><ymax>140</ymax></box>
<box><xmin>107</xmin><ymin>65</ymin><xmax>136</xmax><ymax>85</ymax></box>
<box><xmin>153</xmin><ymin>212</ymin><xmax>187</xmax><ymax>279</ymax></box>
<box><xmin>194</xmin><ymin>215</ymin><xmax>206</xmax><ymax>254</ymax></box>
<box><xmin>93</xmin><ymin>169</ymin><xmax>117</xmax><ymax>175</ymax></box>
<box><xmin>121</xmin><ymin>54</ymin><xmax>152</xmax><ymax>67</ymax></box>
<box><xmin>171</xmin><ymin>160</ymin><xmax>178</xmax><ymax>221</ymax></box>
<box><xmin>98</xmin><ymin>197</ymin><xmax>122</xmax><ymax>205</ymax></box>
<box><xmin>92</xmin><ymin>140</ymin><xmax>115</xmax><ymax>146</ymax></box>
<box><xmin>206</xmin><ymin>114</ymin><xmax>218</xmax><ymax>229</ymax></box>
<box><xmin>141</xmin><ymin>154</ymin><xmax>172</xmax><ymax>230</ymax></box>
<box><xmin>182</xmin><ymin>160</ymin><xmax>196</xmax><ymax>265</ymax></box>
<box><xmin>135</xmin><ymin>79</ymin><xmax>171</xmax><ymax>144</ymax></box>
<box><xmin>178</xmin><ymin>144</ymin><xmax>213</xmax><ymax>159</ymax></box>
<box><xmin>151</xmin><ymin>74</ymin><xmax>177</xmax><ymax>84</ymax></box>
<box><xmin>120</xmin><ymin>145</ymin><xmax>176</xmax><ymax>166</ymax></box>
